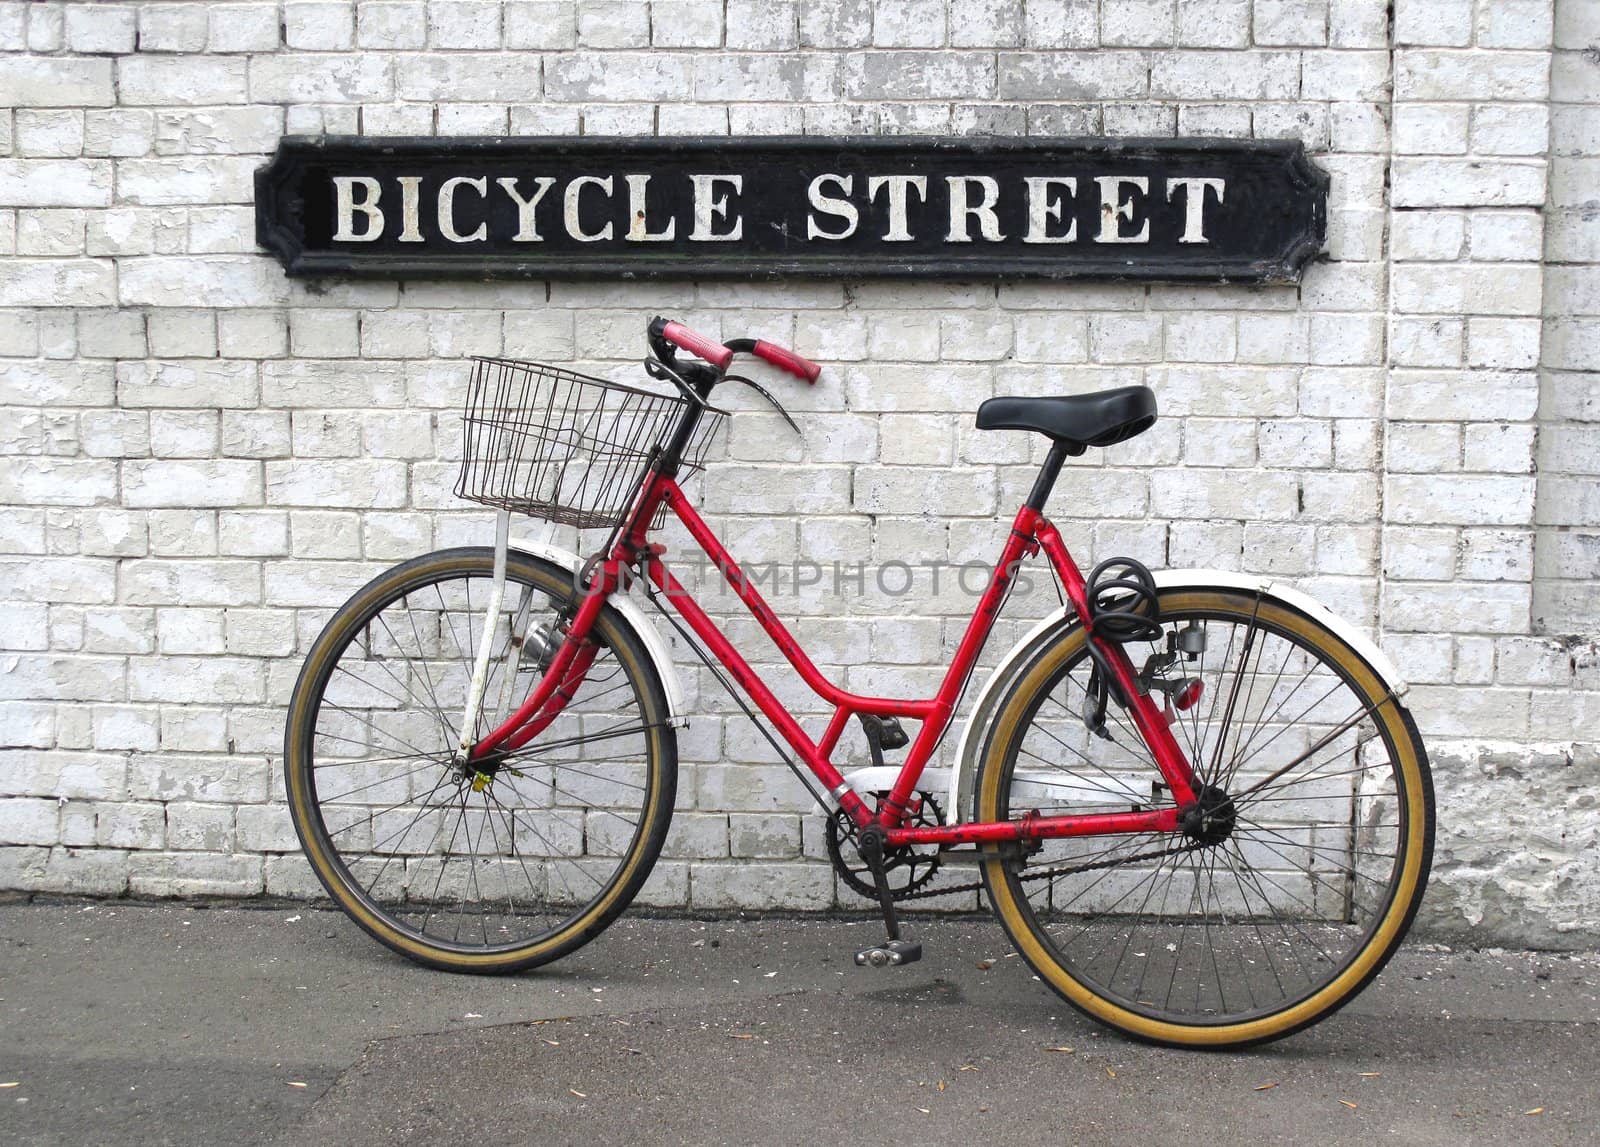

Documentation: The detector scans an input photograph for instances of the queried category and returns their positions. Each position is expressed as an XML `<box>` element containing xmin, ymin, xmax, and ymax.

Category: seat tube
<box><xmin>1025</xmin><ymin>440</ymin><xmax>1072</xmax><ymax>512</ymax></box>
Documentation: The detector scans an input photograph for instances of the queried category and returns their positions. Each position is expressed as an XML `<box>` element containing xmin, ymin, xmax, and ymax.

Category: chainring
<box><xmin>824</xmin><ymin>791</ymin><xmax>944</xmax><ymax>901</ymax></box>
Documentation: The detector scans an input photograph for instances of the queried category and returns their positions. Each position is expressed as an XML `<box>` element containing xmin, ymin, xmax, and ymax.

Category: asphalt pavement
<box><xmin>1</xmin><ymin>897</ymin><xmax>1596</xmax><ymax>1145</ymax></box>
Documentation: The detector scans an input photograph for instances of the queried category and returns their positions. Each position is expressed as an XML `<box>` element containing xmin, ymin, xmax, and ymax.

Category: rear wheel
<box><xmin>977</xmin><ymin>588</ymin><xmax>1433</xmax><ymax>1048</ymax></box>
<box><xmin>284</xmin><ymin>547</ymin><xmax>677</xmax><ymax>973</ymax></box>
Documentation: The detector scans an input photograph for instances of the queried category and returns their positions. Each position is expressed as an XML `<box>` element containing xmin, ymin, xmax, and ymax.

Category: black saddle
<box><xmin>975</xmin><ymin>386</ymin><xmax>1157</xmax><ymax>454</ymax></box>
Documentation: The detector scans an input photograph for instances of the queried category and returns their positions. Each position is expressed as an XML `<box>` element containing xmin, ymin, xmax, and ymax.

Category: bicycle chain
<box><xmin>893</xmin><ymin>839</ymin><xmax>1209</xmax><ymax>901</ymax></box>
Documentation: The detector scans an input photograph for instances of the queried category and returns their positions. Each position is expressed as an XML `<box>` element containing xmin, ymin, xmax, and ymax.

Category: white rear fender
<box><xmin>943</xmin><ymin>569</ymin><xmax>1408</xmax><ymax>823</ymax></box>
<box><xmin>511</xmin><ymin>535</ymin><xmax>688</xmax><ymax>728</ymax></box>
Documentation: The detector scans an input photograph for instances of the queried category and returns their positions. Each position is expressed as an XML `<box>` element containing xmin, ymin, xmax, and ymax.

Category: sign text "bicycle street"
<box><xmin>256</xmin><ymin>136</ymin><xmax>1329</xmax><ymax>283</ymax></box>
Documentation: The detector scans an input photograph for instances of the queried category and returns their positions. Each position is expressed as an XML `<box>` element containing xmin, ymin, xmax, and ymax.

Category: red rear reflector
<box><xmin>1174</xmin><ymin>679</ymin><xmax>1203</xmax><ymax>711</ymax></box>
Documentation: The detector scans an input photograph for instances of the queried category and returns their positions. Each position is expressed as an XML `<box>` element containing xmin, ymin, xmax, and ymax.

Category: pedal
<box><xmin>854</xmin><ymin>823</ymin><xmax>917</xmax><ymax>962</ymax></box>
<box><xmin>854</xmin><ymin>940</ymin><xmax>923</xmax><ymax>968</ymax></box>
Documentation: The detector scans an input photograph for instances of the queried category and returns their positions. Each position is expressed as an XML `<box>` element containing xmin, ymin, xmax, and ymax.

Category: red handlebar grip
<box><xmin>753</xmin><ymin>340</ymin><xmax>822</xmax><ymax>384</ymax></box>
<box><xmin>661</xmin><ymin>321</ymin><xmax>734</xmax><ymax>371</ymax></box>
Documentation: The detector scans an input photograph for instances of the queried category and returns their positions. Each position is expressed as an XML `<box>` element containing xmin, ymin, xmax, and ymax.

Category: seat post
<box><xmin>1025</xmin><ymin>439</ymin><xmax>1075</xmax><ymax>513</ymax></box>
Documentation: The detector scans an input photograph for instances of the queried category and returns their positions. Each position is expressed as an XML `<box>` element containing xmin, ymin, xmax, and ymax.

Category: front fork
<box><xmin>455</xmin><ymin>509</ymin><xmax>514</xmax><ymax>762</ymax></box>
<box><xmin>457</xmin><ymin>514</ymin><xmax>613</xmax><ymax>765</ymax></box>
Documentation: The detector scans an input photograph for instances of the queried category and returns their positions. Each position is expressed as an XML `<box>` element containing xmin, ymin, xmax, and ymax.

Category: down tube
<box><xmin>640</xmin><ymin>548</ymin><xmax>874</xmax><ymax>826</ymax></box>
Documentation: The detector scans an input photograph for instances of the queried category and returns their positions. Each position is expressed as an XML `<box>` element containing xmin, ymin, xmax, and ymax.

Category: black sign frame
<box><xmin>255</xmin><ymin>135</ymin><xmax>1328</xmax><ymax>284</ymax></box>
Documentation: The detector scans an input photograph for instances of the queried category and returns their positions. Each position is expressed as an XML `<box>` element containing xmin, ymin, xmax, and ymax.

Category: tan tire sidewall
<box><xmin>977</xmin><ymin>589</ymin><xmax>1431</xmax><ymax>1047</ymax></box>
<box><xmin>285</xmin><ymin>549</ymin><xmax>675</xmax><ymax>973</ymax></box>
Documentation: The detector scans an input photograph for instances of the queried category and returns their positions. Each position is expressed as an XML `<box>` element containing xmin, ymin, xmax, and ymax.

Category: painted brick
<box><xmin>1394</xmin><ymin>0</ymin><xmax>1471</xmax><ymax>47</ymax></box>
<box><xmin>249</xmin><ymin>54</ymin><xmax>394</xmax><ymax>102</ymax></box>
<box><xmin>1391</xmin><ymin>159</ymin><xmax>1548</xmax><ymax>208</ymax></box>
<box><xmin>846</xmin><ymin>51</ymin><xmax>996</xmax><ymax>99</ymax></box>
<box><xmin>0</xmin><ymin>160</ymin><xmax>111</xmax><ymax>208</ymax></box>
<box><xmin>0</xmin><ymin>798</ymin><xmax>57</xmax><ymax>846</ymax></box>
<box><xmin>209</xmin><ymin>4</ymin><xmax>282</xmax><ymax>51</ymax></box>
<box><xmin>141</xmin><ymin>4</ymin><xmax>211</xmax><ymax>51</ymax></box>
<box><xmin>544</xmin><ymin>52</ymin><xmax>692</xmax><ymax>101</ymax></box>
<box><xmin>118</xmin><ymin>58</ymin><xmax>248</xmax><ymax>107</ymax></box>
<box><xmin>127</xmin><ymin>852</ymin><xmax>263</xmax><ymax>896</ymax></box>
<box><xmin>1395</xmin><ymin>49</ymin><xmax>1551</xmax><ymax>102</ymax></box>
<box><xmin>997</xmin><ymin>51</ymin><xmax>1147</xmax><ymax>99</ymax></box>
<box><xmin>0</xmin><ymin>58</ymin><xmax>114</xmax><ymax>108</ymax></box>
<box><xmin>1149</xmin><ymin>50</ymin><xmax>1299</xmax><ymax>99</ymax></box>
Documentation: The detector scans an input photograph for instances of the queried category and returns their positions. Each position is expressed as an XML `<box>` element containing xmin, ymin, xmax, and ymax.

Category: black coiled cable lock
<box><xmin>1081</xmin><ymin>558</ymin><xmax>1162</xmax><ymax>739</ymax></box>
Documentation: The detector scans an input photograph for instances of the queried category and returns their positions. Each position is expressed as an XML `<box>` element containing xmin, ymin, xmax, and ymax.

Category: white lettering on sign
<box><xmin>332</xmin><ymin>176</ymin><xmax>383</xmax><ymax>242</ymax></box>
<box><xmin>497</xmin><ymin>176</ymin><xmax>556</xmax><ymax>242</ymax></box>
<box><xmin>1167</xmin><ymin>176</ymin><xmax>1226</xmax><ymax>244</ymax></box>
<box><xmin>625</xmin><ymin>173</ymin><xmax>676</xmax><ymax>242</ymax></box>
<box><xmin>807</xmin><ymin>173</ymin><xmax>858</xmax><ymax>240</ymax></box>
<box><xmin>397</xmin><ymin>176</ymin><xmax>423</xmax><ymax>242</ymax></box>
<box><xmin>1094</xmin><ymin>175</ymin><xmax>1150</xmax><ymax>244</ymax></box>
<box><xmin>1022</xmin><ymin>176</ymin><xmax>1077</xmax><ymax>244</ymax></box>
<box><xmin>945</xmin><ymin>175</ymin><xmax>1004</xmax><ymax>243</ymax></box>
<box><xmin>323</xmin><ymin>170</ymin><xmax>1231</xmax><ymax>250</ymax></box>
<box><xmin>690</xmin><ymin>174</ymin><xmax>743</xmax><ymax>241</ymax></box>
<box><xmin>564</xmin><ymin>175</ymin><xmax>614</xmax><ymax>242</ymax></box>
<box><xmin>867</xmin><ymin>175</ymin><xmax>927</xmax><ymax>242</ymax></box>
<box><xmin>438</xmin><ymin>176</ymin><xmax>488</xmax><ymax>243</ymax></box>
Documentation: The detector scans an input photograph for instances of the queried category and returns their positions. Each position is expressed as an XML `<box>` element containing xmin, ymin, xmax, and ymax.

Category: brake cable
<box><xmin>721</xmin><ymin>373</ymin><xmax>802</xmax><ymax>436</ymax></box>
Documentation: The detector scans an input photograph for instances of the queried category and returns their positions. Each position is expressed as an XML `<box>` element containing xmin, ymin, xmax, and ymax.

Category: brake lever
<box><xmin>722</xmin><ymin>373</ymin><xmax>801</xmax><ymax>436</ymax></box>
<box><xmin>645</xmin><ymin>355</ymin><xmax>710</xmax><ymax>407</ymax></box>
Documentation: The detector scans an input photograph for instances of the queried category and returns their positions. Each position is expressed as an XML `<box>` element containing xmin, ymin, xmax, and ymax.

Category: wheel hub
<box><xmin>453</xmin><ymin>746</ymin><xmax>515</xmax><ymax>789</ymax></box>
<box><xmin>1179</xmin><ymin>784</ymin><xmax>1236</xmax><ymax>845</ymax></box>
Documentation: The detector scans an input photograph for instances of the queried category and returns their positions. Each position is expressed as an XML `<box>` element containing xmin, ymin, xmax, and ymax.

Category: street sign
<box><xmin>256</xmin><ymin>135</ymin><xmax>1328</xmax><ymax>283</ymax></box>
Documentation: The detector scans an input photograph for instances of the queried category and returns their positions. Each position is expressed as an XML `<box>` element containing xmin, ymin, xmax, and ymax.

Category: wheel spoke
<box><xmin>420</xmin><ymin>787</ymin><xmax>467</xmax><ymax>936</ymax></box>
<box><xmin>377</xmin><ymin>608</ymin><xmax>458</xmax><ymax>745</ymax></box>
<box><xmin>318</xmin><ymin>760</ymin><xmax>444</xmax><ymax>804</ymax></box>
<box><xmin>364</xmin><ymin>771</ymin><xmax>455</xmax><ymax>901</ymax></box>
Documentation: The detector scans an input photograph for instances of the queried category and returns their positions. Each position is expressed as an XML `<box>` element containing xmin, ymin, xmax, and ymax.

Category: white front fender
<box><xmin>943</xmin><ymin>569</ymin><xmax>1408</xmax><ymax>824</ymax></box>
<box><xmin>512</xmin><ymin>534</ymin><xmax>689</xmax><ymax>728</ymax></box>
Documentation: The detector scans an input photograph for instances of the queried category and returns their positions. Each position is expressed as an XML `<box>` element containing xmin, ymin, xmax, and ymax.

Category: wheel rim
<box><xmin>989</xmin><ymin>598</ymin><xmax>1420</xmax><ymax>1030</ymax></box>
<box><xmin>293</xmin><ymin>560</ymin><xmax>663</xmax><ymax>956</ymax></box>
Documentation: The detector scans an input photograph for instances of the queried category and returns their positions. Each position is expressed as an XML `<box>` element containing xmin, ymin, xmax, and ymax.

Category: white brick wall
<box><xmin>0</xmin><ymin>0</ymin><xmax>1595</xmax><ymax>943</ymax></box>
<box><xmin>1536</xmin><ymin>0</ymin><xmax>1600</xmax><ymax>638</ymax></box>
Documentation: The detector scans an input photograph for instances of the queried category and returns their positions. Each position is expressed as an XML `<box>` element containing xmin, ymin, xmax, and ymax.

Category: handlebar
<box><xmin>752</xmin><ymin>339</ymin><xmax>823</xmax><ymax>384</ymax></box>
<box><xmin>652</xmin><ymin>317</ymin><xmax>820</xmax><ymax>385</ymax></box>
<box><xmin>660</xmin><ymin>320</ymin><xmax>734</xmax><ymax>372</ymax></box>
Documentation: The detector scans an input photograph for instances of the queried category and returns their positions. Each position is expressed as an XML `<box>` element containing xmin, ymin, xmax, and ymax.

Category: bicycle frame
<box><xmin>469</xmin><ymin>468</ymin><xmax>1204</xmax><ymax>852</ymax></box>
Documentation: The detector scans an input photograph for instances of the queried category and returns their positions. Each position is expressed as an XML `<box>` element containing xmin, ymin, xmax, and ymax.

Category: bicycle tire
<box><xmin>977</xmin><ymin>587</ymin><xmax>1433</xmax><ymax>1048</ymax></box>
<box><xmin>284</xmin><ymin>547</ymin><xmax>677</xmax><ymax>973</ymax></box>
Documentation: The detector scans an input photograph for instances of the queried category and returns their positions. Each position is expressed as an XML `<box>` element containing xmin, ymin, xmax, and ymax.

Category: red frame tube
<box><xmin>890</xmin><ymin>806</ymin><xmax>1179</xmax><ymax>847</ymax></box>
<box><xmin>471</xmin><ymin>473</ymin><xmax>1200</xmax><ymax>847</ymax></box>
<box><xmin>1034</xmin><ymin>520</ymin><xmax>1200</xmax><ymax>807</ymax></box>
<box><xmin>472</xmin><ymin>576</ymin><xmax>612</xmax><ymax>755</ymax></box>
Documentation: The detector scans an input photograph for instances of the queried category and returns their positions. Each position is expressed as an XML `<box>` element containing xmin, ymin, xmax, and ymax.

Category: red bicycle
<box><xmin>285</xmin><ymin>317</ymin><xmax>1434</xmax><ymax>1048</ymax></box>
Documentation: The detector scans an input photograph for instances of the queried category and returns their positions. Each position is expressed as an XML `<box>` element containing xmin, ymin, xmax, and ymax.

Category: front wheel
<box><xmin>977</xmin><ymin>588</ymin><xmax>1433</xmax><ymax>1048</ymax></box>
<box><xmin>284</xmin><ymin>547</ymin><xmax>678</xmax><ymax>973</ymax></box>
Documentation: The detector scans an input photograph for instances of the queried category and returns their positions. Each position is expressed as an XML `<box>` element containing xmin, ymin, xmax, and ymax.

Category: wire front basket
<box><xmin>456</xmin><ymin>357</ymin><xmax>725</xmax><ymax>531</ymax></box>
